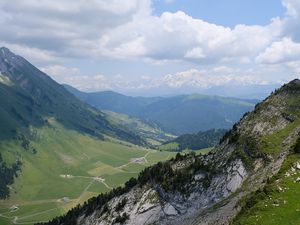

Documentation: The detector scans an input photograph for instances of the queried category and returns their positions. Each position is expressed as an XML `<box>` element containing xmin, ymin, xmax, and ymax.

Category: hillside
<box><xmin>103</xmin><ymin>110</ymin><xmax>176</xmax><ymax>146</ymax></box>
<box><xmin>0</xmin><ymin>47</ymin><xmax>143</xmax><ymax>145</ymax></box>
<box><xmin>159</xmin><ymin>129</ymin><xmax>227</xmax><ymax>151</ymax></box>
<box><xmin>42</xmin><ymin>79</ymin><xmax>300</xmax><ymax>225</ymax></box>
<box><xmin>0</xmin><ymin>48</ymin><xmax>176</xmax><ymax>225</ymax></box>
<box><xmin>65</xmin><ymin>85</ymin><xmax>256</xmax><ymax>134</ymax></box>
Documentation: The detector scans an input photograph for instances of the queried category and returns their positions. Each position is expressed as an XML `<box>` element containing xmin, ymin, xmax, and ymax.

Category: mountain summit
<box><xmin>0</xmin><ymin>47</ymin><xmax>143</xmax><ymax>144</ymax></box>
<box><xmin>41</xmin><ymin>79</ymin><xmax>300</xmax><ymax>225</ymax></box>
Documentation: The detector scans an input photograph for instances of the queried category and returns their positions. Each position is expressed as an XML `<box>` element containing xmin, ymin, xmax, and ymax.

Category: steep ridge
<box><xmin>40</xmin><ymin>79</ymin><xmax>300</xmax><ymax>225</ymax></box>
<box><xmin>0</xmin><ymin>47</ymin><xmax>144</xmax><ymax>145</ymax></box>
<box><xmin>65</xmin><ymin>84</ymin><xmax>256</xmax><ymax>135</ymax></box>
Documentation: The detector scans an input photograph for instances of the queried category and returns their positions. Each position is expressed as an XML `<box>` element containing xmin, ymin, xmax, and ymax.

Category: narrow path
<box><xmin>12</xmin><ymin>206</ymin><xmax>60</xmax><ymax>224</ymax></box>
<box><xmin>116</xmin><ymin>162</ymin><xmax>131</xmax><ymax>169</ymax></box>
<box><xmin>61</xmin><ymin>174</ymin><xmax>112</xmax><ymax>190</ymax></box>
<box><xmin>116</xmin><ymin>150</ymin><xmax>151</xmax><ymax>170</ymax></box>
<box><xmin>75</xmin><ymin>179</ymin><xmax>96</xmax><ymax>205</ymax></box>
<box><xmin>0</xmin><ymin>213</ymin><xmax>11</xmax><ymax>219</ymax></box>
<box><xmin>101</xmin><ymin>180</ymin><xmax>112</xmax><ymax>189</ymax></box>
<box><xmin>0</xmin><ymin>207</ymin><xmax>62</xmax><ymax>225</ymax></box>
<box><xmin>0</xmin><ymin>199</ymin><xmax>61</xmax><ymax>206</ymax></box>
<box><xmin>13</xmin><ymin>219</ymin><xmax>50</xmax><ymax>225</ymax></box>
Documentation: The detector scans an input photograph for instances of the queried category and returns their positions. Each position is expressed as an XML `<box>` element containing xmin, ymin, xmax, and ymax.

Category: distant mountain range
<box><xmin>65</xmin><ymin>84</ymin><xmax>258</xmax><ymax>135</ymax></box>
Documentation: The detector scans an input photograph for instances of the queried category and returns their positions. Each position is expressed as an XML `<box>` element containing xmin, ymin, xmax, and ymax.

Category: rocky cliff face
<box><xmin>42</xmin><ymin>79</ymin><xmax>300</xmax><ymax>225</ymax></box>
<box><xmin>84</xmin><ymin>159</ymin><xmax>247</xmax><ymax>225</ymax></box>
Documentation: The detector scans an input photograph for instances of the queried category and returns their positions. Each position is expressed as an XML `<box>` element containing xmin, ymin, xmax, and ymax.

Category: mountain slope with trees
<box><xmin>65</xmin><ymin>85</ymin><xmax>257</xmax><ymax>134</ymax></box>
<box><xmin>160</xmin><ymin>129</ymin><xmax>227</xmax><ymax>151</ymax></box>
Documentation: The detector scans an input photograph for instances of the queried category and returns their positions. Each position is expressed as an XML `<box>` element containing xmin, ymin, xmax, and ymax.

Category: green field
<box><xmin>0</xmin><ymin>119</ymin><xmax>175</xmax><ymax>225</ymax></box>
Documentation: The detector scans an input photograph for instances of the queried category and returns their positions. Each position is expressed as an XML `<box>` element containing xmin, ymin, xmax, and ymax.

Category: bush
<box><xmin>114</xmin><ymin>213</ymin><xmax>129</xmax><ymax>224</ymax></box>
<box><xmin>294</xmin><ymin>137</ymin><xmax>300</xmax><ymax>153</ymax></box>
<box><xmin>0</xmin><ymin>153</ymin><xmax>22</xmax><ymax>199</ymax></box>
<box><xmin>115</xmin><ymin>198</ymin><xmax>127</xmax><ymax>211</ymax></box>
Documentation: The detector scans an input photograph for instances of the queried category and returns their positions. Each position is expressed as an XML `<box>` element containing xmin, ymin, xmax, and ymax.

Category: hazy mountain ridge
<box><xmin>41</xmin><ymin>79</ymin><xmax>300</xmax><ymax>225</ymax></box>
<box><xmin>64</xmin><ymin>85</ymin><xmax>257</xmax><ymax>135</ymax></box>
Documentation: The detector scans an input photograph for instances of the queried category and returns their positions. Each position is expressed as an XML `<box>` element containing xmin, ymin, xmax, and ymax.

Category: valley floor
<box><xmin>0</xmin><ymin>119</ymin><xmax>175</xmax><ymax>225</ymax></box>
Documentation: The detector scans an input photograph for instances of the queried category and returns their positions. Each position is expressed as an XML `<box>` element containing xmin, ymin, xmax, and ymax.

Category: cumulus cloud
<box><xmin>0</xmin><ymin>41</ymin><xmax>58</xmax><ymax>63</ymax></box>
<box><xmin>41</xmin><ymin>65</ymin><xmax>113</xmax><ymax>90</ymax></box>
<box><xmin>54</xmin><ymin>66</ymin><xmax>270</xmax><ymax>92</ymax></box>
<box><xmin>256</xmin><ymin>38</ymin><xmax>300</xmax><ymax>64</ymax></box>
<box><xmin>41</xmin><ymin>65</ymin><xmax>80</xmax><ymax>77</ymax></box>
<box><xmin>161</xmin><ymin>68</ymin><xmax>269</xmax><ymax>89</ymax></box>
<box><xmin>0</xmin><ymin>0</ymin><xmax>299</xmax><ymax>94</ymax></box>
<box><xmin>98</xmin><ymin>10</ymin><xmax>277</xmax><ymax>63</ymax></box>
<box><xmin>282</xmin><ymin>0</ymin><xmax>300</xmax><ymax>17</ymax></box>
<box><xmin>0</xmin><ymin>0</ymin><xmax>286</xmax><ymax>64</ymax></box>
<box><xmin>286</xmin><ymin>60</ymin><xmax>300</xmax><ymax>74</ymax></box>
<box><xmin>0</xmin><ymin>0</ymin><xmax>151</xmax><ymax>59</ymax></box>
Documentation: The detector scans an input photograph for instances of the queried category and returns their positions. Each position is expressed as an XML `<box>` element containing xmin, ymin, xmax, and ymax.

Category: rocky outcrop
<box><xmin>78</xmin><ymin>155</ymin><xmax>250</xmax><ymax>225</ymax></box>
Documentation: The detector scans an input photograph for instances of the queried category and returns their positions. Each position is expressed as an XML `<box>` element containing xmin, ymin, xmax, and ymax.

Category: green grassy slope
<box><xmin>0</xmin><ymin>119</ymin><xmax>175</xmax><ymax>225</ymax></box>
<box><xmin>231</xmin><ymin>80</ymin><xmax>300</xmax><ymax>225</ymax></box>
<box><xmin>233</xmin><ymin>153</ymin><xmax>300</xmax><ymax>225</ymax></box>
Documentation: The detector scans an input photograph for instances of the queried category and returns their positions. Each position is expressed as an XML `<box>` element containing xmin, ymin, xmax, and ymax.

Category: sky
<box><xmin>0</xmin><ymin>0</ymin><xmax>300</xmax><ymax>98</ymax></box>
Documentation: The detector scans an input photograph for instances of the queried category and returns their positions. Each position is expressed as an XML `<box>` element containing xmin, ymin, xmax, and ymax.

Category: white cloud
<box><xmin>161</xmin><ymin>68</ymin><xmax>269</xmax><ymax>89</ymax></box>
<box><xmin>66</xmin><ymin>74</ymin><xmax>111</xmax><ymax>91</ymax></box>
<box><xmin>282</xmin><ymin>0</ymin><xmax>300</xmax><ymax>17</ymax></box>
<box><xmin>97</xmin><ymin>10</ymin><xmax>277</xmax><ymax>64</ymax></box>
<box><xmin>256</xmin><ymin>38</ymin><xmax>300</xmax><ymax>64</ymax></box>
<box><xmin>0</xmin><ymin>0</ymin><xmax>300</xmax><ymax>94</ymax></box>
<box><xmin>58</xmin><ymin>66</ymin><xmax>269</xmax><ymax>92</ymax></box>
<box><xmin>41</xmin><ymin>65</ymin><xmax>80</xmax><ymax>77</ymax></box>
<box><xmin>0</xmin><ymin>0</ymin><xmax>151</xmax><ymax>59</ymax></box>
<box><xmin>0</xmin><ymin>0</ymin><xmax>281</xmax><ymax>64</ymax></box>
<box><xmin>284</xmin><ymin>60</ymin><xmax>300</xmax><ymax>74</ymax></box>
<box><xmin>184</xmin><ymin>47</ymin><xmax>205</xmax><ymax>59</ymax></box>
<box><xmin>41</xmin><ymin>65</ymin><xmax>113</xmax><ymax>90</ymax></box>
<box><xmin>0</xmin><ymin>42</ymin><xmax>57</xmax><ymax>63</ymax></box>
